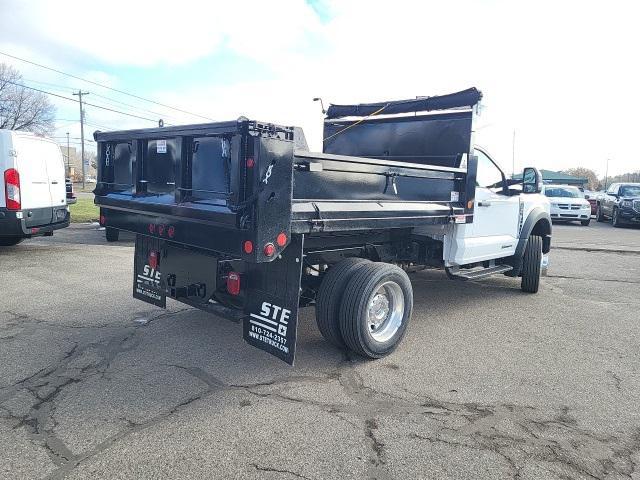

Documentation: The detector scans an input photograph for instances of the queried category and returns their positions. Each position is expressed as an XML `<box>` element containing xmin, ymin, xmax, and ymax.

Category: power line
<box><xmin>27</xmin><ymin>78</ymin><xmax>182</xmax><ymax>122</ymax></box>
<box><xmin>0</xmin><ymin>50</ymin><xmax>214</xmax><ymax>121</ymax></box>
<box><xmin>4</xmin><ymin>79</ymin><xmax>162</xmax><ymax>123</ymax></box>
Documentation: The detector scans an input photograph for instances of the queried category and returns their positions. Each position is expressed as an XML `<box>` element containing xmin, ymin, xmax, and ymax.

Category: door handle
<box><xmin>51</xmin><ymin>181</ymin><xmax>58</xmax><ymax>184</ymax></box>
<box><xmin>477</xmin><ymin>201</ymin><xmax>492</xmax><ymax>207</ymax></box>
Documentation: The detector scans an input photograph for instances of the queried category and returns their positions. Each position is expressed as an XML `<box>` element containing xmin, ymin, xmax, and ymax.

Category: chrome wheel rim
<box><xmin>366</xmin><ymin>281</ymin><xmax>404</xmax><ymax>343</ymax></box>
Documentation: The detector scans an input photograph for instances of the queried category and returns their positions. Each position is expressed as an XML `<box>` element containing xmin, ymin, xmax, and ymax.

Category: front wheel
<box><xmin>521</xmin><ymin>235</ymin><xmax>542</xmax><ymax>293</ymax></box>
<box><xmin>581</xmin><ymin>219</ymin><xmax>591</xmax><ymax>226</ymax></box>
<box><xmin>596</xmin><ymin>205</ymin><xmax>605</xmax><ymax>222</ymax></box>
<box><xmin>612</xmin><ymin>208</ymin><xmax>623</xmax><ymax>228</ymax></box>
<box><xmin>339</xmin><ymin>263</ymin><xmax>413</xmax><ymax>359</ymax></box>
<box><xmin>0</xmin><ymin>236</ymin><xmax>23</xmax><ymax>246</ymax></box>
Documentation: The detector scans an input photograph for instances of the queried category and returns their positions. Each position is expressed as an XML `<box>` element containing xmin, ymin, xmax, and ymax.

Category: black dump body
<box><xmin>93</xmin><ymin>88</ymin><xmax>481</xmax><ymax>364</ymax></box>
<box><xmin>94</xmin><ymin>88</ymin><xmax>480</xmax><ymax>262</ymax></box>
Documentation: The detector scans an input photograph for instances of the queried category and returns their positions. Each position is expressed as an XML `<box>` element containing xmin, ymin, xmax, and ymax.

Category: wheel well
<box><xmin>531</xmin><ymin>219</ymin><xmax>551</xmax><ymax>253</ymax></box>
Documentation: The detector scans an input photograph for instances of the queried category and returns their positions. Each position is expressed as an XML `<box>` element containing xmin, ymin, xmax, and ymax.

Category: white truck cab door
<box><xmin>445</xmin><ymin>149</ymin><xmax>520</xmax><ymax>266</ymax></box>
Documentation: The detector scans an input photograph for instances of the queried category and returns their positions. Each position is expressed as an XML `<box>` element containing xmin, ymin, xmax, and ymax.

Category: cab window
<box><xmin>475</xmin><ymin>150</ymin><xmax>505</xmax><ymax>192</ymax></box>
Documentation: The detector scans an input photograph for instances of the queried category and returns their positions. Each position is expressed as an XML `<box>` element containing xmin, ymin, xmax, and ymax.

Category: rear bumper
<box><xmin>0</xmin><ymin>207</ymin><xmax>70</xmax><ymax>238</ymax></box>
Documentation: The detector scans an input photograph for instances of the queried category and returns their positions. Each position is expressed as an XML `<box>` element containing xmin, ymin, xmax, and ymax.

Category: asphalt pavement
<box><xmin>1</xmin><ymin>221</ymin><xmax>639</xmax><ymax>479</ymax></box>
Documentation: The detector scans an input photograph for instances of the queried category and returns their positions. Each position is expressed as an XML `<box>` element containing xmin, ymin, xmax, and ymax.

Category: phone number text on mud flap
<box><xmin>250</xmin><ymin>324</ymin><xmax>287</xmax><ymax>345</ymax></box>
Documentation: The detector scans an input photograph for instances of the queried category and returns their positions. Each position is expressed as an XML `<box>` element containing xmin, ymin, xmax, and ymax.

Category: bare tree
<box><xmin>563</xmin><ymin>167</ymin><xmax>601</xmax><ymax>191</ymax></box>
<box><xmin>0</xmin><ymin>63</ymin><xmax>56</xmax><ymax>135</ymax></box>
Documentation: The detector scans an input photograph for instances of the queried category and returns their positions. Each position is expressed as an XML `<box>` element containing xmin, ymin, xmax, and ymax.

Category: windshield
<box><xmin>544</xmin><ymin>186</ymin><xmax>583</xmax><ymax>199</ymax></box>
<box><xmin>620</xmin><ymin>185</ymin><xmax>640</xmax><ymax>197</ymax></box>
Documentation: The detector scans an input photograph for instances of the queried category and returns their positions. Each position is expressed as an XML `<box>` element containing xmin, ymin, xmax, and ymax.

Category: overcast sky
<box><xmin>1</xmin><ymin>0</ymin><xmax>638</xmax><ymax>176</ymax></box>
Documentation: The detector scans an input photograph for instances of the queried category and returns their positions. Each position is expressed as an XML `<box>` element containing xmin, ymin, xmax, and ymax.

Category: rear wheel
<box><xmin>105</xmin><ymin>227</ymin><xmax>119</xmax><ymax>242</ymax></box>
<box><xmin>612</xmin><ymin>208</ymin><xmax>623</xmax><ymax>228</ymax></box>
<box><xmin>581</xmin><ymin>219</ymin><xmax>591</xmax><ymax>226</ymax></box>
<box><xmin>596</xmin><ymin>205</ymin><xmax>605</xmax><ymax>222</ymax></box>
<box><xmin>0</xmin><ymin>236</ymin><xmax>23</xmax><ymax>246</ymax></box>
<box><xmin>339</xmin><ymin>263</ymin><xmax>413</xmax><ymax>359</ymax></box>
<box><xmin>521</xmin><ymin>235</ymin><xmax>542</xmax><ymax>293</ymax></box>
<box><xmin>315</xmin><ymin>258</ymin><xmax>370</xmax><ymax>348</ymax></box>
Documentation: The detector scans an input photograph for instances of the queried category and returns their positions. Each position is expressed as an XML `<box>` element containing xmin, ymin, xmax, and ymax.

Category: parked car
<box><xmin>596</xmin><ymin>183</ymin><xmax>640</xmax><ymax>227</ymax></box>
<box><xmin>583</xmin><ymin>189</ymin><xmax>598</xmax><ymax>215</ymax></box>
<box><xmin>0</xmin><ymin>130</ymin><xmax>70</xmax><ymax>246</ymax></box>
<box><xmin>543</xmin><ymin>184</ymin><xmax>592</xmax><ymax>226</ymax></box>
<box><xmin>66</xmin><ymin>177</ymin><xmax>77</xmax><ymax>204</ymax></box>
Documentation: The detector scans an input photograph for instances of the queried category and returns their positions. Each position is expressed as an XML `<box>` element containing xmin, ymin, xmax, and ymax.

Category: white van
<box><xmin>0</xmin><ymin>130</ymin><xmax>69</xmax><ymax>246</ymax></box>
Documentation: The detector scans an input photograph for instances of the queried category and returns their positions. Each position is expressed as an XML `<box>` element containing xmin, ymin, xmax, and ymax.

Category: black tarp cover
<box><xmin>325</xmin><ymin>87</ymin><xmax>482</xmax><ymax>119</ymax></box>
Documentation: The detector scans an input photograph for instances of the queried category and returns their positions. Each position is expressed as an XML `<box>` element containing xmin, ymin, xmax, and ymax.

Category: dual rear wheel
<box><xmin>315</xmin><ymin>259</ymin><xmax>413</xmax><ymax>358</ymax></box>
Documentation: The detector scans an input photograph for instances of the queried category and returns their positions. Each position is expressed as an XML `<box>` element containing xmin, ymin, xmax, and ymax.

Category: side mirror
<box><xmin>523</xmin><ymin>167</ymin><xmax>542</xmax><ymax>194</ymax></box>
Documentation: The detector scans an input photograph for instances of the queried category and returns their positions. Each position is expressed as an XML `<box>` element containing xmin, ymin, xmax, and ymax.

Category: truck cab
<box><xmin>0</xmin><ymin>130</ymin><xmax>70</xmax><ymax>246</ymax></box>
<box><xmin>446</xmin><ymin>147</ymin><xmax>550</xmax><ymax>267</ymax></box>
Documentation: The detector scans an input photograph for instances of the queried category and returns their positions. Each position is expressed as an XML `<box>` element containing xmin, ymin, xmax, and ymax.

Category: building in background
<box><xmin>59</xmin><ymin>145</ymin><xmax>96</xmax><ymax>180</ymax></box>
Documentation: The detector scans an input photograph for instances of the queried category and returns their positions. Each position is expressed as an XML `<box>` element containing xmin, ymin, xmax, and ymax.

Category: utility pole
<box><xmin>66</xmin><ymin>132</ymin><xmax>70</xmax><ymax>176</ymax></box>
<box><xmin>604</xmin><ymin>158</ymin><xmax>609</xmax><ymax>190</ymax></box>
<box><xmin>73</xmin><ymin>91</ymin><xmax>89</xmax><ymax>190</ymax></box>
<box><xmin>512</xmin><ymin>129</ymin><xmax>516</xmax><ymax>177</ymax></box>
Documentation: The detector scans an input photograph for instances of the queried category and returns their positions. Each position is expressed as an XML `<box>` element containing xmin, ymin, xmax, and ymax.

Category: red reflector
<box><xmin>148</xmin><ymin>250</ymin><xmax>159</xmax><ymax>269</ymax></box>
<box><xmin>148</xmin><ymin>223</ymin><xmax>155</xmax><ymax>234</ymax></box>
<box><xmin>243</xmin><ymin>240</ymin><xmax>254</xmax><ymax>254</ymax></box>
<box><xmin>31</xmin><ymin>227</ymin><xmax>39</xmax><ymax>234</ymax></box>
<box><xmin>99</xmin><ymin>215</ymin><xmax>105</xmax><ymax>225</ymax></box>
<box><xmin>246</xmin><ymin>157</ymin><xmax>255</xmax><ymax>168</ymax></box>
<box><xmin>227</xmin><ymin>272</ymin><xmax>241</xmax><ymax>296</ymax></box>
<box><xmin>276</xmin><ymin>232</ymin><xmax>287</xmax><ymax>247</ymax></box>
<box><xmin>264</xmin><ymin>243</ymin><xmax>275</xmax><ymax>257</ymax></box>
<box><xmin>167</xmin><ymin>226</ymin><xmax>175</xmax><ymax>238</ymax></box>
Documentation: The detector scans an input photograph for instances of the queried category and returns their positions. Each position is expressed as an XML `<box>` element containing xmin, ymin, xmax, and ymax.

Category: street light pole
<box><xmin>604</xmin><ymin>158</ymin><xmax>609</xmax><ymax>190</ymax></box>
<box><xmin>512</xmin><ymin>129</ymin><xmax>516</xmax><ymax>177</ymax></box>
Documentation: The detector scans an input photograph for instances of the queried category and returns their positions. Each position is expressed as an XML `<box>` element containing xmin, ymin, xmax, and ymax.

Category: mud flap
<box><xmin>133</xmin><ymin>235</ymin><xmax>166</xmax><ymax>308</ymax></box>
<box><xmin>243</xmin><ymin>235</ymin><xmax>304</xmax><ymax>365</ymax></box>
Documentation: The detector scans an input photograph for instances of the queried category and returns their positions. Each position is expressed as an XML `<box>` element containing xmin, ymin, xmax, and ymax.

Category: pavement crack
<box><xmin>607</xmin><ymin>370</ymin><xmax>623</xmax><ymax>391</ymax></box>
<box><xmin>251</xmin><ymin>463</ymin><xmax>313</xmax><ymax>480</ymax></box>
<box><xmin>546</xmin><ymin>274</ymin><xmax>640</xmax><ymax>285</ymax></box>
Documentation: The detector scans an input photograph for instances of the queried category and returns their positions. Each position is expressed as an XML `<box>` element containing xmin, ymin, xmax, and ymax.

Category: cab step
<box><xmin>446</xmin><ymin>264</ymin><xmax>513</xmax><ymax>281</ymax></box>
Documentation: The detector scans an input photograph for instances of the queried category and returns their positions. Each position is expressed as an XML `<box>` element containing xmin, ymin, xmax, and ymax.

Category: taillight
<box><xmin>4</xmin><ymin>168</ymin><xmax>21</xmax><ymax>210</ymax></box>
<box><xmin>276</xmin><ymin>232</ymin><xmax>287</xmax><ymax>247</ymax></box>
<box><xmin>227</xmin><ymin>272</ymin><xmax>241</xmax><ymax>295</ymax></box>
<box><xmin>99</xmin><ymin>214</ymin><xmax>106</xmax><ymax>226</ymax></box>
<box><xmin>243</xmin><ymin>240</ymin><xmax>254</xmax><ymax>254</ymax></box>
<box><xmin>148</xmin><ymin>251</ymin><xmax>159</xmax><ymax>270</ymax></box>
<box><xmin>263</xmin><ymin>243</ymin><xmax>275</xmax><ymax>257</ymax></box>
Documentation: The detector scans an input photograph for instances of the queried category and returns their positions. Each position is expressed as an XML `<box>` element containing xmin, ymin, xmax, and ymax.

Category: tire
<box><xmin>581</xmin><ymin>219</ymin><xmax>590</xmax><ymax>226</ymax></box>
<box><xmin>596</xmin><ymin>205</ymin><xmax>605</xmax><ymax>222</ymax></box>
<box><xmin>315</xmin><ymin>258</ymin><xmax>370</xmax><ymax>348</ymax></box>
<box><xmin>612</xmin><ymin>208</ymin><xmax>622</xmax><ymax>228</ymax></box>
<box><xmin>521</xmin><ymin>235</ymin><xmax>542</xmax><ymax>293</ymax></box>
<box><xmin>0</xmin><ymin>236</ymin><xmax>23</xmax><ymax>246</ymax></box>
<box><xmin>339</xmin><ymin>263</ymin><xmax>413</xmax><ymax>359</ymax></box>
<box><xmin>105</xmin><ymin>227</ymin><xmax>120</xmax><ymax>242</ymax></box>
